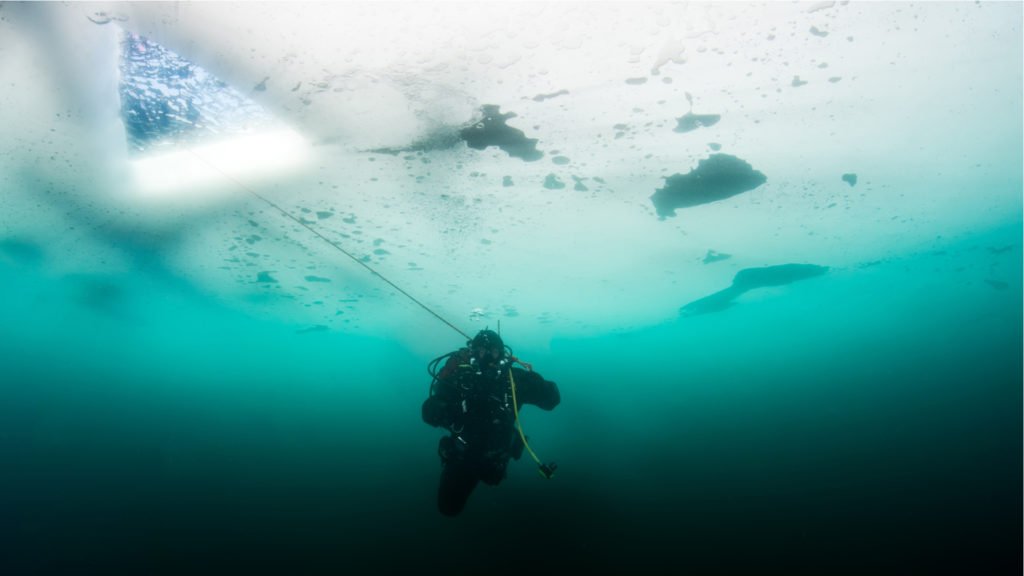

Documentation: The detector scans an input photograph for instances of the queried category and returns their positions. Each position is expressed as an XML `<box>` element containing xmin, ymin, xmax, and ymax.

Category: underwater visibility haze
<box><xmin>0</xmin><ymin>2</ymin><xmax>1021</xmax><ymax>574</ymax></box>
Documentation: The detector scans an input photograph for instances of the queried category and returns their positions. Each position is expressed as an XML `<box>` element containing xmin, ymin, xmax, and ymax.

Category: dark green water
<box><xmin>1</xmin><ymin>223</ymin><xmax>1020</xmax><ymax>575</ymax></box>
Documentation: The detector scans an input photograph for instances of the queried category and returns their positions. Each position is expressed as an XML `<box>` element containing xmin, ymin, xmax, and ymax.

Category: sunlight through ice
<box><xmin>130</xmin><ymin>128</ymin><xmax>309</xmax><ymax>201</ymax></box>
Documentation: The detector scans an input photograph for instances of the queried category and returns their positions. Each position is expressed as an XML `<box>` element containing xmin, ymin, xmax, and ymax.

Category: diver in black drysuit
<box><xmin>422</xmin><ymin>330</ymin><xmax>560</xmax><ymax>517</ymax></box>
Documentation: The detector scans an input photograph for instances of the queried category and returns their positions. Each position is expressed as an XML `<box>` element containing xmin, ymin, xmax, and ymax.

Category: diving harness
<box><xmin>427</xmin><ymin>346</ymin><xmax>557</xmax><ymax>479</ymax></box>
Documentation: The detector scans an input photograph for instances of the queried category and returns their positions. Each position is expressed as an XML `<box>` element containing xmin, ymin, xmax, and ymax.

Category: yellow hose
<box><xmin>508</xmin><ymin>367</ymin><xmax>553</xmax><ymax>478</ymax></box>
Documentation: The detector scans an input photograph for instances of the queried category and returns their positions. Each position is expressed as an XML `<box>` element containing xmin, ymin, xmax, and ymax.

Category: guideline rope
<box><xmin>187</xmin><ymin>149</ymin><xmax>471</xmax><ymax>341</ymax></box>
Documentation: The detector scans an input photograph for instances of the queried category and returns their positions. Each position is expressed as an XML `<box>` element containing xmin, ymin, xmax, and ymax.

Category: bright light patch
<box><xmin>118</xmin><ymin>28</ymin><xmax>307</xmax><ymax>203</ymax></box>
<box><xmin>131</xmin><ymin>128</ymin><xmax>309</xmax><ymax>200</ymax></box>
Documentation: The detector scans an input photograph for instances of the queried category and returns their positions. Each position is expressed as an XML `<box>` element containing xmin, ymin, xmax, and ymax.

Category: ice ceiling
<box><xmin>0</xmin><ymin>2</ymin><xmax>1020</xmax><ymax>349</ymax></box>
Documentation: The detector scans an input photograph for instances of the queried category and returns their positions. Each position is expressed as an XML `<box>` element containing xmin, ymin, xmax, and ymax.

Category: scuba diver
<box><xmin>422</xmin><ymin>329</ymin><xmax>560</xmax><ymax>516</ymax></box>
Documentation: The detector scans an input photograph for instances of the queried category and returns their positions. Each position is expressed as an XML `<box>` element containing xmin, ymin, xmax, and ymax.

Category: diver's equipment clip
<box><xmin>537</xmin><ymin>462</ymin><xmax>558</xmax><ymax>479</ymax></box>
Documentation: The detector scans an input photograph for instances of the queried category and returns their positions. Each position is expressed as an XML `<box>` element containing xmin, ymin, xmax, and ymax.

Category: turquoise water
<box><xmin>1</xmin><ymin>2</ymin><xmax>1021</xmax><ymax>573</ymax></box>
<box><xmin>1</xmin><ymin>221</ymin><xmax>1019</xmax><ymax>574</ymax></box>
